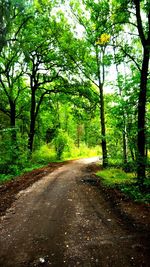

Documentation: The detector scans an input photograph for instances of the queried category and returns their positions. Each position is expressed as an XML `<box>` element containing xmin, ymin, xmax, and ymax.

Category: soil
<box><xmin>0</xmin><ymin>162</ymin><xmax>67</xmax><ymax>217</ymax></box>
<box><xmin>0</xmin><ymin>157</ymin><xmax>150</xmax><ymax>267</ymax></box>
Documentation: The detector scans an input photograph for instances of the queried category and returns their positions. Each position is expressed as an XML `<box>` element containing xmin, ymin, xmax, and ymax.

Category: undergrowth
<box><xmin>97</xmin><ymin>168</ymin><xmax>150</xmax><ymax>204</ymax></box>
<box><xmin>0</xmin><ymin>163</ymin><xmax>45</xmax><ymax>184</ymax></box>
<box><xmin>0</xmin><ymin>143</ymin><xmax>101</xmax><ymax>184</ymax></box>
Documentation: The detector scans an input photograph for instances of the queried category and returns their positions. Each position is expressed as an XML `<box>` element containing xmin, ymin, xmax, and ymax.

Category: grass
<box><xmin>96</xmin><ymin>168</ymin><xmax>150</xmax><ymax>204</ymax></box>
<box><xmin>96</xmin><ymin>168</ymin><xmax>136</xmax><ymax>186</ymax></box>
<box><xmin>0</xmin><ymin>174</ymin><xmax>15</xmax><ymax>183</ymax></box>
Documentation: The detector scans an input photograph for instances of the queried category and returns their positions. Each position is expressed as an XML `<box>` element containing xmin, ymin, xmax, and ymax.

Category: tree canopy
<box><xmin>0</xmin><ymin>0</ymin><xmax>150</xmax><ymax>190</ymax></box>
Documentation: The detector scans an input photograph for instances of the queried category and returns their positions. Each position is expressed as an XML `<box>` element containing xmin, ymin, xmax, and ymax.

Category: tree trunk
<box><xmin>9</xmin><ymin>100</ymin><xmax>18</xmax><ymax>162</ymax></box>
<box><xmin>84</xmin><ymin>122</ymin><xmax>88</xmax><ymax>146</ymax></box>
<box><xmin>123</xmin><ymin>130</ymin><xmax>128</xmax><ymax>166</ymax></box>
<box><xmin>115</xmin><ymin>61</ymin><xmax>128</xmax><ymax>167</ymax></box>
<box><xmin>28</xmin><ymin>121</ymin><xmax>35</xmax><ymax>153</ymax></box>
<box><xmin>77</xmin><ymin>124</ymin><xmax>82</xmax><ymax>148</ymax></box>
<box><xmin>96</xmin><ymin>46</ymin><xmax>108</xmax><ymax>168</ymax></box>
<box><xmin>129</xmin><ymin>145</ymin><xmax>135</xmax><ymax>162</ymax></box>
<box><xmin>99</xmin><ymin>83</ymin><xmax>108</xmax><ymax>167</ymax></box>
<box><xmin>10</xmin><ymin>100</ymin><xmax>16</xmax><ymax>143</ymax></box>
<box><xmin>137</xmin><ymin>47</ymin><xmax>149</xmax><ymax>188</ymax></box>
<box><xmin>28</xmin><ymin>89</ymin><xmax>36</xmax><ymax>153</ymax></box>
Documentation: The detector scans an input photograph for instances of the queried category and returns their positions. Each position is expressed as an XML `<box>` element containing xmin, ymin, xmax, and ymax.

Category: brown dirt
<box><xmin>0</xmin><ymin>157</ymin><xmax>150</xmax><ymax>267</ymax></box>
<box><xmin>0</xmin><ymin>162</ymin><xmax>66</xmax><ymax>217</ymax></box>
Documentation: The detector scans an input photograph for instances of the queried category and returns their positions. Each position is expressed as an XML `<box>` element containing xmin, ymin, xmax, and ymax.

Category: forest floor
<box><xmin>0</xmin><ymin>157</ymin><xmax>150</xmax><ymax>267</ymax></box>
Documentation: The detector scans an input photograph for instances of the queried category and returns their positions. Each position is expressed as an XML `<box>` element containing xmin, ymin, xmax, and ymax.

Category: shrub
<box><xmin>32</xmin><ymin>144</ymin><xmax>56</xmax><ymax>163</ymax></box>
<box><xmin>53</xmin><ymin>129</ymin><xmax>73</xmax><ymax>160</ymax></box>
<box><xmin>96</xmin><ymin>168</ymin><xmax>150</xmax><ymax>203</ymax></box>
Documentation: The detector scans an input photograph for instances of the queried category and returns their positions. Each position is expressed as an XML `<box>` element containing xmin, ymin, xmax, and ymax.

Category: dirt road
<box><xmin>0</xmin><ymin>158</ymin><xmax>149</xmax><ymax>267</ymax></box>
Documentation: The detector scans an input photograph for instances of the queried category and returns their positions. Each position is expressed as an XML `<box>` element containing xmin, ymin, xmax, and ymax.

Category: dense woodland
<box><xmin>0</xmin><ymin>0</ymin><xmax>150</xmax><ymax>191</ymax></box>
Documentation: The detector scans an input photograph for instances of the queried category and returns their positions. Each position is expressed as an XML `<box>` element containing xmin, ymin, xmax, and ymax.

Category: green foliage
<box><xmin>64</xmin><ymin>143</ymin><xmax>101</xmax><ymax>160</ymax></box>
<box><xmin>97</xmin><ymin>168</ymin><xmax>136</xmax><ymax>186</ymax></box>
<box><xmin>0</xmin><ymin>0</ymin><xmax>149</xmax><ymax>192</ymax></box>
<box><xmin>53</xmin><ymin>129</ymin><xmax>73</xmax><ymax>160</ymax></box>
<box><xmin>120</xmin><ymin>185</ymin><xmax>150</xmax><ymax>204</ymax></box>
<box><xmin>0</xmin><ymin>162</ymin><xmax>46</xmax><ymax>184</ymax></box>
<box><xmin>32</xmin><ymin>144</ymin><xmax>56</xmax><ymax>164</ymax></box>
<box><xmin>97</xmin><ymin>168</ymin><xmax>150</xmax><ymax>203</ymax></box>
<box><xmin>0</xmin><ymin>140</ymin><xmax>101</xmax><ymax>183</ymax></box>
<box><xmin>32</xmin><ymin>141</ymin><xmax>101</xmax><ymax>163</ymax></box>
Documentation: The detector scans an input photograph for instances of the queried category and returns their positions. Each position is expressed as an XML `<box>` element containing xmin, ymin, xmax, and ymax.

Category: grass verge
<box><xmin>0</xmin><ymin>163</ymin><xmax>45</xmax><ymax>184</ymax></box>
<box><xmin>96</xmin><ymin>168</ymin><xmax>150</xmax><ymax>204</ymax></box>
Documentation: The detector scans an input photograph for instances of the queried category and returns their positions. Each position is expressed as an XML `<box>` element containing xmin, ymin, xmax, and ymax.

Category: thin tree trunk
<box><xmin>28</xmin><ymin>89</ymin><xmax>36</xmax><ymax>153</ymax></box>
<box><xmin>99</xmin><ymin>83</ymin><xmax>108</xmax><ymax>167</ymax></box>
<box><xmin>115</xmin><ymin>58</ymin><xmax>128</xmax><ymax>167</ymax></box>
<box><xmin>10</xmin><ymin>100</ymin><xmax>18</xmax><ymax>162</ymax></box>
<box><xmin>10</xmin><ymin>100</ymin><xmax>16</xmax><ymax>143</ymax></box>
<box><xmin>77</xmin><ymin>124</ymin><xmax>81</xmax><ymax>148</ymax></box>
<box><xmin>130</xmin><ymin>146</ymin><xmax>135</xmax><ymax>162</ymax></box>
<box><xmin>123</xmin><ymin>130</ymin><xmax>127</xmax><ymax>165</ymax></box>
<box><xmin>96</xmin><ymin>47</ymin><xmax>108</xmax><ymax>168</ymax></box>
<box><xmin>84</xmin><ymin>122</ymin><xmax>88</xmax><ymax>146</ymax></box>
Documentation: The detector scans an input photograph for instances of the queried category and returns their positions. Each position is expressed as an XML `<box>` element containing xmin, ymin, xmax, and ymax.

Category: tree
<box><xmin>67</xmin><ymin>0</ymin><xmax>113</xmax><ymax>167</ymax></box>
<box><xmin>111</xmin><ymin>0</ymin><xmax>150</xmax><ymax>187</ymax></box>
<box><xmin>0</xmin><ymin>0</ymin><xmax>31</xmax><ymax>156</ymax></box>
<box><xmin>0</xmin><ymin>46</ymin><xmax>26</xmax><ymax>141</ymax></box>
<box><xmin>21</xmin><ymin>2</ymin><xmax>98</xmax><ymax>153</ymax></box>
<box><xmin>134</xmin><ymin>0</ymin><xmax>150</xmax><ymax>187</ymax></box>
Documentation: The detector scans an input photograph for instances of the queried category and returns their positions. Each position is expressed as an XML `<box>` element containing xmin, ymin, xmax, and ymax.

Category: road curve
<box><xmin>0</xmin><ymin>157</ymin><xmax>149</xmax><ymax>267</ymax></box>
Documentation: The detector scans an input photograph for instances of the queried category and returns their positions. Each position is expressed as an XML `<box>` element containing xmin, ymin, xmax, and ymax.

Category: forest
<box><xmin>0</xmin><ymin>0</ymin><xmax>150</xmax><ymax>196</ymax></box>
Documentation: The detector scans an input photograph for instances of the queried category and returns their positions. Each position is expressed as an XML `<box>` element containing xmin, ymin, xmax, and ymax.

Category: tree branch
<box><xmin>14</xmin><ymin>15</ymin><xmax>32</xmax><ymax>40</ymax></box>
<box><xmin>0</xmin><ymin>75</ymin><xmax>10</xmax><ymax>100</ymax></box>
<box><xmin>110</xmin><ymin>44</ymin><xmax>141</xmax><ymax>71</ymax></box>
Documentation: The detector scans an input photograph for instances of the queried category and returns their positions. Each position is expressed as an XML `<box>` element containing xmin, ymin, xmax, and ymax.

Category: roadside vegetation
<box><xmin>0</xmin><ymin>140</ymin><xmax>101</xmax><ymax>183</ymax></box>
<box><xmin>97</xmin><ymin>167</ymin><xmax>150</xmax><ymax>204</ymax></box>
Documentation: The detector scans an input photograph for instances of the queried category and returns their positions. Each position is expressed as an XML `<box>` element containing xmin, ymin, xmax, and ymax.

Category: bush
<box><xmin>120</xmin><ymin>185</ymin><xmax>150</xmax><ymax>203</ymax></box>
<box><xmin>53</xmin><ymin>129</ymin><xmax>73</xmax><ymax>160</ymax></box>
<box><xmin>32</xmin><ymin>144</ymin><xmax>56</xmax><ymax>163</ymax></box>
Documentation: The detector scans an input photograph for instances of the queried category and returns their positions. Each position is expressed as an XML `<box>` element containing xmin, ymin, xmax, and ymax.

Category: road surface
<box><xmin>0</xmin><ymin>157</ymin><xmax>149</xmax><ymax>267</ymax></box>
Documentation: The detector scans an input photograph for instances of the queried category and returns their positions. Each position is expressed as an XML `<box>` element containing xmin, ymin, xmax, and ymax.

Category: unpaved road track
<box><xmin>0</xmin><ymin>157</ymin><xmax>149</xmax><ymax>267</ymax></box>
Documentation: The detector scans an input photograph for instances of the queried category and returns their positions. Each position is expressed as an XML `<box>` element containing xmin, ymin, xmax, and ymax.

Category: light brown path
<box><xmin>0</xmin><ymin>158</ymin><xmax>149</xmax><ymax>267</ymax></box>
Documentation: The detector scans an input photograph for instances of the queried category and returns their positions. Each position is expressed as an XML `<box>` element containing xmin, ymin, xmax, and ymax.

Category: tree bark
<box><xmin>123</xmin><ymin>130</ymin><xmax>127</xmax><ymax>165</ymax></box>
<box><xmin>96</xmin><ymin>47</ymin><xmax>108</xmax><ymax>168</ymax></box>
<box><xmin>28</xmin><ymin>88</ymin><xmax>36</xmax><ymax>153</ymax></box>
<box><xmin>99</xmin><ymin>83</ymin><xmax>108</xmax><ymax>167</ymax></box>
<box><xmin>115</xmin><ymin>61</ymin><xmax>128</xmax><ymax>167</ymax></box>
<box><xmin>133</xmin><ymin>0</ymin><xmax>150</xmax><ymax>188</ymax></box>
<box><xmin>130</xmin><ymin>146</ymin><xmax>135</xmax><ymax>162</ymax></box>
<box><xmin>10</xmin><ymin>100</ymin><xmax>17</xmax><ymax>143</ymax></box>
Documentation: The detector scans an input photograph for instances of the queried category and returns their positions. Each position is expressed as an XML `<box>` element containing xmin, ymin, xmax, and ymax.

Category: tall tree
<box><xmin>0</xmin><ymin>0</ymin><xmax>30</xmax><ymax>142</ymax></box>
<box><xmin>21</xmin><ymin>3</ymin><xmax>97</xmax><ymax>153</ymax></box>
<box><xmin>111</xmin><ymin>0</ymin><xmax>150</xmax><ymax>187</ymax></box>
<box><xmin>67</xmin><ymin>0</ymin><xmax>113</xmax><ymax>167</ymax></box>
<box><xmin>134</xmin><ymin>0</ymin><xmax>150</xmax><ymax>187</ymax></box>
